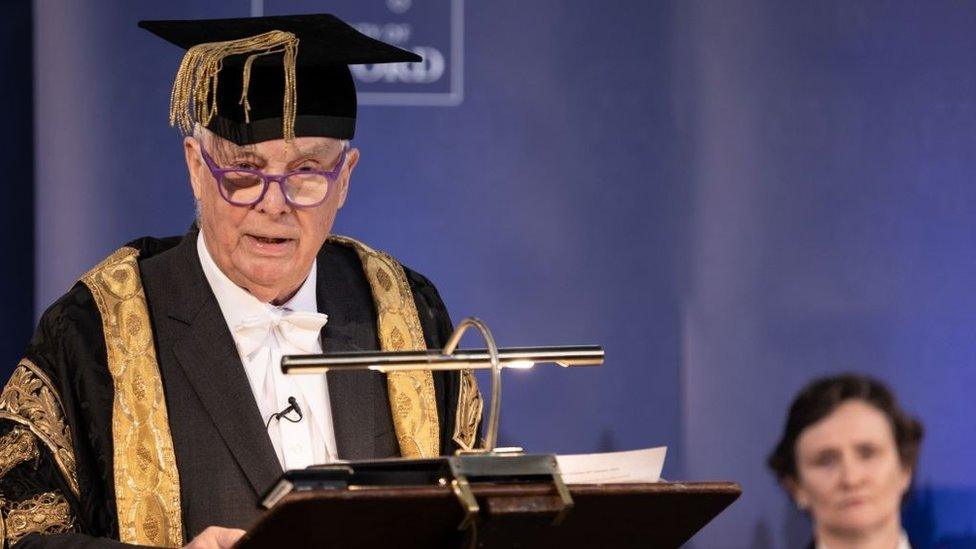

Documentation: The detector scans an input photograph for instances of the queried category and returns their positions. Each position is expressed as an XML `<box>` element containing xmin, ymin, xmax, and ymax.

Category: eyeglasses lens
<box><xmin>220</xmin><ymin>172</ymin><xmax>264</xmax><ymax>204</ymax></box>
<box><xmin>284</xmin><ymin>173</ymin><xmax>331</xmax><ymax>206</ymax></box>
<box><xmin>219</xmin><ymin>172</ymin><xmax>331</xmax><ymax>206</ymax></box>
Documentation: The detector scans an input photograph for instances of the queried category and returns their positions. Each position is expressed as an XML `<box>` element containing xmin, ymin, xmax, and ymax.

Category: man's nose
<box><xmin>255</xmin><ymin>178</ymin><xmax>291</xmax><ymax>215</ymax></box>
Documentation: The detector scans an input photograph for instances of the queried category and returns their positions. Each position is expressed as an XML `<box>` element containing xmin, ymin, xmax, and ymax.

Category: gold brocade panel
<box><xmin>81</xmin><ymin>247</ymin><xmax>184</xmax><ymax>548</ymax></box>
<box><xmin>330</xmin><ymin>236</ymin><xmax>442</xmax><ymax>458</ymax></box>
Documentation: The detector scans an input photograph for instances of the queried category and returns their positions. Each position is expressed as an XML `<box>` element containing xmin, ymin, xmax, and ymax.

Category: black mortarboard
<box><xmin>139</xmin><ymin>14</ymin><xmax>421</xmax><ymax>144</ymax></box>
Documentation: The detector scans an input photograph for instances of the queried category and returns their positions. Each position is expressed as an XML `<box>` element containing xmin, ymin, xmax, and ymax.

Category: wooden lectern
<box><xmin>238</xmin><ymin>480</ymin><xmax>741</xmax><ymax>548</ymax></box>
<box><xmin>260</xmin><ymin>319</ymin><xmax>741</xmax><ymax>547</ymax></box>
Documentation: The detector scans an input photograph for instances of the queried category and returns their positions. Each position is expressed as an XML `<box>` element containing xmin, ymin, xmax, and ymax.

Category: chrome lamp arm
<box><xmin>280</xmin><ymin>317</ymin><xmax>604</xmax><ymax>453</ymax></box>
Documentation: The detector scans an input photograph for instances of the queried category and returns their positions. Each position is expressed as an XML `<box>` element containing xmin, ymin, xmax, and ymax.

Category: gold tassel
<box><xmin>169</xmin><ymin>30</ymin><xmax>299</xmax><ymax>140</ymax></box>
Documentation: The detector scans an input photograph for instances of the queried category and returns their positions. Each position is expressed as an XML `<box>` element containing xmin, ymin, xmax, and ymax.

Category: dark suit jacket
<box><xmin>5</xmin><ymin>229</ymin><xmax>463</xmax><ymax>547</ymax></box>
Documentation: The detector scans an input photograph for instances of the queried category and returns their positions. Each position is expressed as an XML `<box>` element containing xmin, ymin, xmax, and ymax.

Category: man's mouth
<box><xmin>245</xmin><ymin>234</ymin><xmax>296</xmax><ymax>253</ymax></box>
<box><xmin>252</xmin><ymin>236</ymin><xmax>290</xmax><ymax>244</ymax></box>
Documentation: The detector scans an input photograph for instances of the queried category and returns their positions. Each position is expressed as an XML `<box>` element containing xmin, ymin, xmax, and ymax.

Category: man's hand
<box><xmin>184</xmin><ymin>526</ymin><xmax>246</xmax><ymax>549</ymax></box>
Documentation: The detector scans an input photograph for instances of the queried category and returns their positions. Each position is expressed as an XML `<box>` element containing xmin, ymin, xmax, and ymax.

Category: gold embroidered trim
<box><xmin>0</xmin><ymin>360</ymin><xmax>79</xmax><ymax>497</ymax></box>
<box><xmin>169</xmin><ymin>30</ymin><xmax>300</xmax><ymax>140</ymax></box>
<box><xmin>3</xmin><ymin>491</ymin><xmax>75</xmax><ymax>545</ymax></box>
<box><xmin>453</xmin><ymin>371</ymin><xmax>483</xmax><ymax>451</ymax></box>
<box><xmin>81</xmin><ymin>247</ymin><xmax>184</xmax><ymax>547</ymax></box>
<box><xmin>330</xmin><ymin>236</ymin><xmax>441</xmax><ymax>458</ymax></box>
<box><xmin>0</xmin><ymin>428</ymin><xmax>39</xmax><ymax>478</ymax></box>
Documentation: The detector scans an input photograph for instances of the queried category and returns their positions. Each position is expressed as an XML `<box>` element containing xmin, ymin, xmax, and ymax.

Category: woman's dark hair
<box><xmin>767</xmin><ymin>374</ymin><xmax>924</xmax><ymax>482</ymax></box>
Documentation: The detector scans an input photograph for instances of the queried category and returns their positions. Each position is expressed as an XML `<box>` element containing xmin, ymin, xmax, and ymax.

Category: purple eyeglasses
<box><xmin>197</xmin><ymin>140</ymin><xmax>348</xmax><ymax>209</ymax></box>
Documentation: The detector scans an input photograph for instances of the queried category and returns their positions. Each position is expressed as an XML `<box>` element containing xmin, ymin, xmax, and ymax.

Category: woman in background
<box><xmin>767</xmin><ymin>374</ymin><xmax>923</xmax><ymax>549</ymax></box>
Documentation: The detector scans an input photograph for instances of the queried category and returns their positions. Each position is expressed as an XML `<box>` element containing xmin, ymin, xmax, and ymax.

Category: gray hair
<box><xmin>192</xmin><ymin>123</ymin><xmax>349</xmax><ymax>151</ymax></box>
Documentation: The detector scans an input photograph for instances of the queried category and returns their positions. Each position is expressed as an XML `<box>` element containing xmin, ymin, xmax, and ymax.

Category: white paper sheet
<box><xmin>555</xmin><ymin>447</ymin><xmax>667</xmax><ymax>485</ymax></box>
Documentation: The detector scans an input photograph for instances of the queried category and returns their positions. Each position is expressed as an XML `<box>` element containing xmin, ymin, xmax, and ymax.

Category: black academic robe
<box><xmin>1</xmin><ymin>229</ymin><xmax>464</xmax><ymax>547</ymax></box>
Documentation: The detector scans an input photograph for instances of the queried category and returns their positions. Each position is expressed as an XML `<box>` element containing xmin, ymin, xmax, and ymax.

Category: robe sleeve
<box><xmin>0</xmin><ymin>285</ymin><xmax>141</xmax><ymax>548</ymax></box>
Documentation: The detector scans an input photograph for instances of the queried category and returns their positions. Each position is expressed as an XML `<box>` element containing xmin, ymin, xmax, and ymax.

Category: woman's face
<box><xmin>790</xmin><ymin>400</ymin><xmax>912</xmax><ymax>538</ymax></box>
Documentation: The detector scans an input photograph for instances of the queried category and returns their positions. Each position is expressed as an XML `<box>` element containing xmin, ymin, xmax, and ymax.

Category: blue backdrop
<box><xmin>16</xmin><ymin>1</ymin><xmax>976</xmax><ymax>547</ymax></box>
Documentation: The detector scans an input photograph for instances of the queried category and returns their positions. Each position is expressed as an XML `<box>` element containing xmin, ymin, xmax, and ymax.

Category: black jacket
<box><xmin>1</xmin><ymin>230</ymin><xmax>463</xmax><ymax>547</ymax></box>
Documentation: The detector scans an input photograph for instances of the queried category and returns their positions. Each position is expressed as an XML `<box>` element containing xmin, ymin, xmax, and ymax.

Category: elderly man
<box><xmin>0</xmin><ymin>14</ymin><xmax>481</xmax><ymax>549</ymax></box>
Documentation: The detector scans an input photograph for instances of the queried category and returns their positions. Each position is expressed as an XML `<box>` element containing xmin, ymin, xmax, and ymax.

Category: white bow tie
<box><xmin>233</xmin><ymin>309</ymin><xmax>328</xmax><ymax>358</ymax></box>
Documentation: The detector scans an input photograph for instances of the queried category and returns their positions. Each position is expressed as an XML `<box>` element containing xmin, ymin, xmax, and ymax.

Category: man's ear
<box><xmin>184</xmin><ymin>136</ymin><xmax>203</xmax><ymax>200</ymax></box>
<box><xmin>336</xmin><ymin>147</ymin><xmax>360</xmax><ymax>210</ymax></box>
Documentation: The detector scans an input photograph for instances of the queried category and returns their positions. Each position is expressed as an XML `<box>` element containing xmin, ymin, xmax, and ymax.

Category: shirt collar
<box><xmin>196</xmin><ymin>231</ymin><xmax>319</xmax><ymax>331</ymax></box>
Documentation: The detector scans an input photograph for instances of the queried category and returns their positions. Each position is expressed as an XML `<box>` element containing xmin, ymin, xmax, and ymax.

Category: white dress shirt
<box><xmin>197</xmin><ymin>232</ymin><xmax>338</xmax><ymax>470</ymax></box>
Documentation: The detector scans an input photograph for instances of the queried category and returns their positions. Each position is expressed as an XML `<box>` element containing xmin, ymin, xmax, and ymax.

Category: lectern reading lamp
<box><xmin>267</xmin><ymin>317</ymin><xmax>604</xmax><ymax>528</ymax></box>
